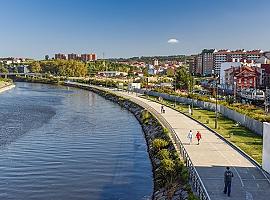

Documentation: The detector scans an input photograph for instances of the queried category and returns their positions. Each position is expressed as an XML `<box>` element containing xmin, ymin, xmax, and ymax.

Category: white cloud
<box><xmin>168</xmin><ymin>38</ymin><xmax>179</xmax><ymax>44</ymax></box>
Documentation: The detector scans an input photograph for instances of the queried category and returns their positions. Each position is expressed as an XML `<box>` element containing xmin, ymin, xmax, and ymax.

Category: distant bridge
<box><xmin>0</xmin><ymin>73</ymin><xmax>43</xmax><ymax>78</ymax></box>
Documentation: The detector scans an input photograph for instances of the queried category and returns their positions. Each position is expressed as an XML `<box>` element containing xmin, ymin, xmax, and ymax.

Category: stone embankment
<box><xmin>65</xmin><ymin>83</ymin><xmax>192</xmax><ymax>200</ymax></box>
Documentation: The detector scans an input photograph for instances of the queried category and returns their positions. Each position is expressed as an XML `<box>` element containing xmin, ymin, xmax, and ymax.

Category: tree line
<box><xmin>27</xmin><ymin>60</ymin><xmax>134</xmax><ymax>77</ymax></box>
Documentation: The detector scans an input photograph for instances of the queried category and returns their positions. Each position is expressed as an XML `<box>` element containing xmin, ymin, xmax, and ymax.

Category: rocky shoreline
<box><xmin>65</xmin><ymin>83</ymin><xmax>194</xmax><ymax>200</ymax></box>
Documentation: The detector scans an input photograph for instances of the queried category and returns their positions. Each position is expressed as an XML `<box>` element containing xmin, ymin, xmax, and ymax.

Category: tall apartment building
<box><xmin>196</xmin><ymin>54</ymin><xmax>203</xmax><ymax>75</ymax></box>
<box><xmin>68</xmin><ymin>53</ymin><xmax>80</xmax><ymax>60</ymax></box>
<box><xmin>214</xmin><ymin>49</ymin><xmax>263</xmax><ymax>74</ymax></box>
<box><xmin>213</xmin><ymin>49</ymin><xmax>230</xmax><ymax>74</ymax></box>
<box><xmin>202</xmin><ymin>49</ymin><xmax>215</xmax><ymax>75</ymax></box>
<box><xmin>81</xmin><ymin>53</ymin><xmax>97</xmax><ymax>61</ymax></box>
<box><xmin>195</xmin><ymin>49</ymin><xmax>216</xmax><ymax>76</ymax></box>
<box><xmin>54</xmin><ymin>53</ymin><xmax>97</xmax><ymax>61</ymax></box>
<box><xmin>187</xmin><ymin>55</ymin><xmax>197</xmax><ymax>75</ymax></box>
<box><xmin>55</xmin><ymin>53</ymin><xmax>66</xmax><ymax>60</ymax></box>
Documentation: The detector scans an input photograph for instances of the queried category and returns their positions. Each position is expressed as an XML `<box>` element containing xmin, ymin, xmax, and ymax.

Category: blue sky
<box><xmin>0</xmin><ymin>0</ymin><xmax>269</xmax><ymax>59</ymax></box>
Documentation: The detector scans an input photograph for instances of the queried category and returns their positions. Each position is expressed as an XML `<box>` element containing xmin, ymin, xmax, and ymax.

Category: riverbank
<box><xmin>0</xmin><ymin>82</ymin><xmax>15</xmax><ymax>93</ymax></box>
<box><xmin>64</xmin><ymin>83</ymin><xmax>196</xmax><ymax>200</ymax></box>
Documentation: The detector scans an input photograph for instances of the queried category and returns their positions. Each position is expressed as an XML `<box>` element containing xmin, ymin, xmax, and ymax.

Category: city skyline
<box><xmin>0</xmin><ymin>0</ymin><xmax>270</xmax><ymax>59</ymax></box>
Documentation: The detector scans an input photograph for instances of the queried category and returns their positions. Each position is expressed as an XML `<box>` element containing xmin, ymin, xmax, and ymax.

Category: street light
<box><xmin>191</xmin><ymin>73</ymin><xmax>194</xmax><ymax>115</ymax></box>
<box><xmin>212</xmin><ymin>70</ymin><xmax>218</xmax><ymax>129</ymax></box>
<box><xmin>174</xmin><ymin>70</ymin><xmax>177</xmax><ymax>107</ymax></box>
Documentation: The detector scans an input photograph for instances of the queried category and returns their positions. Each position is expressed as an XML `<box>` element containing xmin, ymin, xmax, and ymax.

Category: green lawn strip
<box><xmin>144</xmin><ymin>95</ymin><xmax>263</xmax><ymax>164</ymax></box>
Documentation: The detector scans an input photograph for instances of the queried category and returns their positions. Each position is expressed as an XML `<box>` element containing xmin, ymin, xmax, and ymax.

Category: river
<box><xmin>0</xmin><ymin>82</ymin><xmax>153</xmax><ymax>200</ymax></box>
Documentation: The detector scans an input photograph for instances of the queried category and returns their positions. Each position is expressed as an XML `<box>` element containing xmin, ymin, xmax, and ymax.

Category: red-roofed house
<box><xmin>225</xmin><ymin>65</ymin><xmax>262</xmax><ymax>91</ymax></box>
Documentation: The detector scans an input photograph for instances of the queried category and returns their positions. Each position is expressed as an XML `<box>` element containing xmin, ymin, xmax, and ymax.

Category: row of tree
<box><xmin>109</xmin><ymin>55</ymin><xmax>187</xmax><ymax>63</ymax></box>
<box><xmin>29</xmin><ymin>60</ymin><xmax>88</xmax><ymax>77</ymax></box>
<box><xmin>87</xmin><ymin>61</ymin><xmax>134</xmax><ymax>75</ymax></box>
<box><xmin>27</xmin><ymin>60</ymin><xmax>134</xmax><ymax>77</ymax></box>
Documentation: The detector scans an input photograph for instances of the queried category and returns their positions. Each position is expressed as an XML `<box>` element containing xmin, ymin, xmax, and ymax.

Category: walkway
<box><xmin>111</xmin><ymin>90</ymin><xmax>270</xmax><ymax>200</ymax></box>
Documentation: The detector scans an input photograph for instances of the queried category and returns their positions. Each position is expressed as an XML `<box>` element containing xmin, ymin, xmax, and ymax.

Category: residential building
<box><xmin>55</xmin><ymin>53</ymin><xmax>67</xmax><ymax>60</ymax></box>
<box><xmin>196</xmin><ymin>54</ymin><xmax>203</xmax><ymax>75</ymax></box>
<box><xmin>261</xmin><ymin>64</ymin><xmax>270</xmax><ymax>89</ymax></box>
<box><xmin>220</xmin><ymin>61</ymin><xmax>241</xmax><ymax>89</ymax></box>
<box><xmin>187</xmin><ymin>55</ymin><xmax>197</xmax><ymax>75</ymax></box>
<box><xmin>213</xmin><ymin>49</ymin><xmax>230</xmax><ymax>74</ymax></box>
<box><xmin>153</xmin><ymin>59</ymin><xmax>159</xmax><ymax>66</ymax></box>
<box><xmin>17</xmin><ymin>65</ymin><xmax>30</xmax><ymax>73</ymax></box>
<box><xmin>147</xmin><ymin>64</ymin><xmax>157</xmax><ymax>75</ymax></box>
<box><xmin>256</xmin><ymin>52</ymin><xmax>270</xmax><ymax>64</ymax></box>
<box><xmin>81</xmin><ymin>53</ymin><xmax>97</xmax><ymax>61</ymax></box>
<box><xmin>54</xmin><ymin>53</ymin><xmax>96</xmax><ymax>61</ymax></box>
<box><xmin>224</xmin><ymin>65</ymin><xmax>262</xmax><ymax>91</ymax></box>
<box><xmin>214</xmin><ymin>49</ymin><xmax>263</xmax><ymax>74</ymax></box>
<box><xmin>196</xmin><ymin>49</ymin><xmax>216</xmax><ymax>76</ymax></box>
<box><xmin>202</xmin><ymin>49</ymin><xmax>216</xmax><ymax>75</ymax></box>
<box><xmin>68</xmin><ymin>53</ymin><xmax>80</xmax><ymax>60</ymax></box>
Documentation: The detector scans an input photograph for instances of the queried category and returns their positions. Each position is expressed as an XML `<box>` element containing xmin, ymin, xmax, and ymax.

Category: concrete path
<box><xmin>112</xmin><ymin>90</ymin><xmax>270</xmax><ymax>200</ymax></box>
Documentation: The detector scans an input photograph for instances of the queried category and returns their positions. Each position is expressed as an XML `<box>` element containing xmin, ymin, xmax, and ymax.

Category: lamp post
<box><xmin>212</xmin><ymin>70</ymin><xmax>218</xmax><ymax>129</ymax></box>
<box><xmin>215</xmin><ymin>75</ymin><xmax>218</xmax><ymax>129</ymax></box>
<box><xmin>233</xmin><ymin>76</ymin><xmax>238</xmax><ymax>103</ymax></box>
<box><xmin>191</xmin><ymin>73</ymin><xmax>194</xmax><ymax>115</ymax></box>
<box><xmin>174</xmin><ymin>70</ymin><xmax>177</xmax><ymax>107</ymax></box>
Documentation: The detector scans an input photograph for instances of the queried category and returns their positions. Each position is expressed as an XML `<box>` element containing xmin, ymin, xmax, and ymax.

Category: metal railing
<box><xmin>129</xmin><ymin>98</ymin><xmax>210</xmax><ymax>200</ymax></box>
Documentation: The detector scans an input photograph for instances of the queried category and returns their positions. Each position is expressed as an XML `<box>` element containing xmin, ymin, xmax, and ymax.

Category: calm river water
<box><xmin>0</xmin><ymin>82</ymin><xmax>153</xmax><ymax>200</ymax></box>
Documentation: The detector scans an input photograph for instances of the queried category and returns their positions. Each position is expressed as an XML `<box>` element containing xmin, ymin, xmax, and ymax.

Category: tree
<box><xmin>166</xmin><ymin>68</ymin><xmax>175</xmax><ymax>77</ymax></box>
<box><xmin>0</xmin><ymin>65</ymin><xmax>8</xmax><ymax>73</ymax></box>
<box><xmin>174</xmin><ymin>67</ymin><xmax>192</xmax><ymax>90</ymax></box>
<box><xmin>29</xmin><ymin>61</ymin><xmax>41</xmax><ymax>73</ymax></box>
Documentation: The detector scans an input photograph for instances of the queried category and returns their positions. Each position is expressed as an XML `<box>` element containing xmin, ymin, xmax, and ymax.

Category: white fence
<box><xmin>263</xmin><ymin>123</ymin><xmax>270</xmax><ymax>173</ymax></box>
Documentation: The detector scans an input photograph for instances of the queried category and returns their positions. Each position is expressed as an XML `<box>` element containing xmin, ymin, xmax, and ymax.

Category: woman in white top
<box><xmin>187</xmin><ymin>130</ymin><xmax>193</xmax><ymax>144</ymax></box>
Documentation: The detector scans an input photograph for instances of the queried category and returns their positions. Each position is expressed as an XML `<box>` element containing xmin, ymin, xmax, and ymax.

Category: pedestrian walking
<box><xmin>223</xmin><ymin>167</ymin><xmax>234</xmax><ymax>197</ymax></box>
<box><xmin>161</xmin><ymin>105</ymin><xmax>164</xmax><ymax>114</ymax></box>
<box><xmin>196</xmin><ymin>131</ymin><xmax>202</xmax><ymax>145</ymax></box>
<box><xmin>187</xmin><ymin>130</ymin><xmax>193</xmax><ymax>144</ymax></box>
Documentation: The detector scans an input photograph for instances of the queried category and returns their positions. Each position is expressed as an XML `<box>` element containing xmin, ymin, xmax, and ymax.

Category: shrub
<box><xmin>159</xmin><ymin>158</ymin><xmax>176</xmax><ymax>188</ymax></box>
<box><xmin>152</xmin><ymin>138</ymin><xmax>169</xmax><ymax>152</ymax></box>
<box><xmin>157</xmin><ymin>149</ymin><xmax>171</xmax><ymax>160</ymax></box>
<box><xmin>141</xmin><ymin>110</ymin><xmax>151</xmax><ymax>124</ymax></box>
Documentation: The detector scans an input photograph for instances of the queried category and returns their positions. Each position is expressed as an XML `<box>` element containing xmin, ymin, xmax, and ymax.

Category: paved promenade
<box><xmin>111</xmin><ymin>90</ymin><xmax>270</xmax><ymax>200</ymax></box>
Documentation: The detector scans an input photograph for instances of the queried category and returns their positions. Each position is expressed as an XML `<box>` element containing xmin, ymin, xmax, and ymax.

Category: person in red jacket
<box><xmin>196</xmin><ymin>131</ymin><xmax>202</xmax><ymax>145</ymax></box>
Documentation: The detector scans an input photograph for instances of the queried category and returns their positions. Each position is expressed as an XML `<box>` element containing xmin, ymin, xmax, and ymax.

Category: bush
<box><xmin>152</xmin><ymin>138</ymin><xmax>169</xmax><ymax>152</ymax></box>
<box><xmin>159</xmin><ymin>158</ymin><xmax>176</xmax><ymax>188</ymax></box>
<box><xmin>141</xmin><ymin>110</ymin><xmax>151</xmax><ymax>124</ymax></box>
<box><xmin>157</xmin><ymin>149</ymin><xmax>171</xmax><ymax>160</ymax></box>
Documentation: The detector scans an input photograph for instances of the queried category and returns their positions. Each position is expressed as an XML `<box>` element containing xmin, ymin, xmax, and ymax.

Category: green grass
<box><xmin>146</xmin><ymin>95</ymin><xmax>263</xmax><ymax>164</ymax></box>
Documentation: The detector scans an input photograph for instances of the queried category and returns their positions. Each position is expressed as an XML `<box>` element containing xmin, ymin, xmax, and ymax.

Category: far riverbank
<box><xmin>0</xmin><ymin>81</ymin><xmax>15</xmax><ymax>93</ymax></box>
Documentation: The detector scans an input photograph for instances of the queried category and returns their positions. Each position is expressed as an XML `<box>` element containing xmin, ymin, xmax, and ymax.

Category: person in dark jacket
<box><xmin>223</xmin><ymin>167</ymin><xmax>234</xmax><ymax>197</ymax></box>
